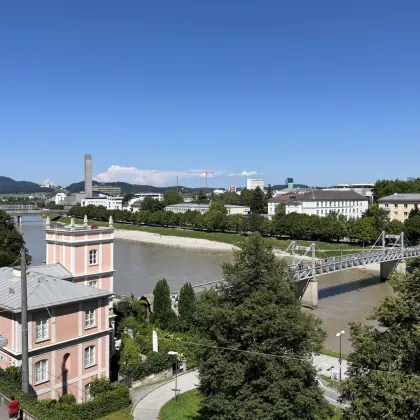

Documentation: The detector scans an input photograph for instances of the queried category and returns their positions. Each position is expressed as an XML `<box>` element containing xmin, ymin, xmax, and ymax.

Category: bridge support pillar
<box><xmin>380</xmin><ymin>260</ymin><xmax>407</xmax><ymax>281</ymax></box>
<box><xmin>296</xmin><ymin>277</ymin><xmax>318</xmax><ymax>310</ymax></box>
<box><xmin>16</xmin><ymin>215</ymin><xmax>22</xmax><ymax>224</ymax></box>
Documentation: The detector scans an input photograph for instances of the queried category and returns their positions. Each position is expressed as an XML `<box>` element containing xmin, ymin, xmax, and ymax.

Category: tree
<box><xmin>163</xmin><ymin>190</ymin><xmax>183</xmax><ymax>206</ymax></box>
<box><xmin>250</xmin><ymin>186</ymin><xmax>266</xmax><ymax>214</ymax></box>
<box><xmin>152</xmin><ymin>279</ymin><xmax>176</xmax><ymax>329</ymax></box>
<box><xmin>122</xmin><ymin>193</ymin><xmax>135</xmax><ymax>206</ymax></box>
<box><xmin>194</xmin><ymin>189</ymin><xmax>208</xmax><ymax>204</ymax></box>
<box><xmin>265</xmin><ymin>184</ymin><xmax>274</xmax><ymax>200</ymax></box>
<box><xmin>340</xmin><ymin>270</ymin><xmax>420</xmax><ymax>419</ymax></box>
<box><xmin>0</xmin><ymin>210</ymin><xmax>31</xmax><ymax>267</ymax></box>
<box><xmin>386</xmin><ymin>219</ymin><xmax>404</xmax><ymax>235</ymax></box>
<box><xmin>178</xmin><ymin>282</ymin><xmax>196</xmax><ymax>331</ymax></box>
<box><xmin>195</xmin><ymin>234</ymin><xmax>331</xmax><ymax>419</ymax></box>
<box><xmin>120</xmin><ymin>335</ymin><xmax>141</xmax><ymax>365</ymax></box>
<box><xmin>404</xmin><ymin>214</ymin><xmax>420</xmax><ymax>244</ymax></box>
<box><xmin>141</xmin><ymin>197</ymin><xmax>164</xmax><ymax>212</ymax></box>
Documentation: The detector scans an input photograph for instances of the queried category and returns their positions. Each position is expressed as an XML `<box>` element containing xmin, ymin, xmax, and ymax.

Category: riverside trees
<box><xmin>340</xmin><ymin>269</ymin><xmax>420</xmax><ymax>419</ymax></box>
<box><xmin>194</xmin><ymin>234</ymin><xmax>332</xmax><ymax>419</ymax></box>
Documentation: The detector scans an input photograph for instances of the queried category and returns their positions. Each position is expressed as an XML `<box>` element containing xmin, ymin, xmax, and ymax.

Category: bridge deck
<box><xmin>191</xmin><ymin>245</ymin><xmax>420</xmax><ymax>292</ymax></box>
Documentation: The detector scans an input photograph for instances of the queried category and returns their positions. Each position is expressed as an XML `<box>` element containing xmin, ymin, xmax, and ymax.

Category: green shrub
<box><xmin>40</xmin><ymin>398</ymin><xmax>57</xmax><ymax>408</ymax></box>
<box><xmin>90</xmin><ymin>377</ymin><xmax>113</xmax><ymax>397</ymax></box>
<box><xmin>59</xmin><ymin>394</ymin><xmax>77</xmax><ymax>405</ymax></box>
<box><xmin>5</xmin><ymin>366</ymin><xmax>21</xmax><ymax>382</ymax></box>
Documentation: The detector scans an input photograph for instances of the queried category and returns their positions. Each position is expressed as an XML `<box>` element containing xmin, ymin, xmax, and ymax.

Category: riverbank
<box><xmin>56</xmin><ymin>216</ymin><xmax>367</xmax><ymax>257</ymax></box>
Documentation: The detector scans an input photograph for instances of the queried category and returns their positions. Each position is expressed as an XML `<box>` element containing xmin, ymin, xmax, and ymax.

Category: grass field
<box><xmin>98</xmin><ymin>405</ymin><xmax>132</xmax><ymax>420</ymax></box>
<box><xmin>320</xmin><ymin>348</ymin><xmax>349</xmax><ymax>360</ymax></box>
<box><xmin>58</xmin><ymin>216</ymin><xmax>364</xmax><ymax>257</ymax></box>
<box><xmin>159</xmin><ymin>389</ymin><xmax>201</xmax><ymax>420</ymax></box>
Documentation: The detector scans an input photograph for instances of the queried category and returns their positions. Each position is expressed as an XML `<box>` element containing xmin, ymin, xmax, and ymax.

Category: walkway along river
<box><xmin>21</xmin><ymin>216</ymin><xmax>393</xmax><ymax>354</ymax></box>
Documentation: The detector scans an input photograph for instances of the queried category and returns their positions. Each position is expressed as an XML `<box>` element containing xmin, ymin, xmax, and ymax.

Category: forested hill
<box><xmin>66</xmin><ymin>180</ymin><xmax>223</xmax><ymax>194</ymax></box>
<box><xmin>0</xmin><ymin>176</ymin><xmax>53</xmax><ymax>194</ymax></box>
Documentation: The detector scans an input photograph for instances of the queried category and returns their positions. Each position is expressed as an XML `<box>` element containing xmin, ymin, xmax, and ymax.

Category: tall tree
<box><xmin>178</xmin><ymin>282</ymin><xmax>196</xmax><ymax>331</ymax></box>
<box><xmin>152</xmin><ymin>279</ymin><xmax>175</xmax><ymax>329</ymax></box>
<box><xmin>265</xmin><ymin>184</ymin><xmax>274</xmax><ymax>199</ymax></box>
<box><xmin>340</xmin><ymin>270</ymin><xmax>420</xmax><ymax>419</ymax></box>
<box><xmin>194</xmin><ymin>189</ymin><xmax>208</xmax><ymax>204</ymax></box>
<box><xmin>0</xmin><ymin>210</ymin><xmax>31</xmax><ymax>267</ymax></box>
<box><xmin>195</xmin><ymin>234</ymin><xmax>331</xmax><ymax>419</ymax></box>
<box><xmin>404</xmin><ymin>214</ymin><xmax>420</xmax><ymax>244</ymax></box>
<box><xmin>250</xmin><ymin>186</ymin><xmax>266</xmax><ymax>214</ymax></box>
<box><xmin>141</xmin><ymin>197</ymin><xmax>164</xmax><ymax>212</ymax></box>
<box><xmin>163</xmin><ymin>190</ymin><xmax>183</xmax><ymax>206</ymax></box>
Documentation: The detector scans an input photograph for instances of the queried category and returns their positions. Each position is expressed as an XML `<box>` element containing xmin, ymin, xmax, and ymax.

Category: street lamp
<box><xmin>168</xmin><ymin>351</ymin><xmax>180</xmax><ymax>401</ymax></box>
<box><xmin>336</xmin><ymin>330</ymin><xmax>345</xmax><ymax>381</ymax></box>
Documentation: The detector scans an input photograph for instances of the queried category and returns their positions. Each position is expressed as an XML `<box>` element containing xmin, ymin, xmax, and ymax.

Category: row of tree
<box><xmin>70</xmin><ymin>201</ymin><xmax>420</xmax><ymax>244</ymax></box>
<box><xmin>373</xmin><ymin>177</ymin><xmax>420</xmax><ymax>199</ymax></box>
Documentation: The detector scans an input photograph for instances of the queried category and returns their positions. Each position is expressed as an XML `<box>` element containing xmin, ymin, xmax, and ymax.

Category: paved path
<box><xmin>132</xmin><ymin>370</ymin><xmax>199</xmax><ymax>420</ymax></box>
<box><xmin>132</xmin><ymin>354</ymin><xmax>347</xmax><ymax>419</ymax></box>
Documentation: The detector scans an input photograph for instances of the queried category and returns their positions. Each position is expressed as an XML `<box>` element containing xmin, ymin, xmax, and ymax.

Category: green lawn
<box><xmin>159</xmin><ymin>389</ymin><xmax>201</xmax><ymax>420</ymax></box>
<box><xmin>319</xmin><ymin>348</ymin><xmax>349</xmax><ymax>360</ymax></box>
<box><xmin>58</xmin><ymin>216</ymin><xmax>364</xmax><ymax>257</ymax></box>
<box><xmin>97</xmin><ymin>404</ymin><xmax>133</xmax><ymax>420</ymax></box>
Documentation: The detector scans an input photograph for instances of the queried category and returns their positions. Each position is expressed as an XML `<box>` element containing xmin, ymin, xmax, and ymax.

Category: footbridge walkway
<box><xmin>0</xmin><ymin>205</ymin><xmax>68</xmax><ymax>221</ymax></box>
<box><xmin>189</xmin><ymin>232</ymin><xmax>419</xmax><ymax>310</ymax></box>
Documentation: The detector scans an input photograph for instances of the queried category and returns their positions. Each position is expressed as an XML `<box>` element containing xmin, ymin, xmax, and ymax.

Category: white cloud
<box><xmin>42</xmin><ymin>178</ymin><xmax>54</xmax><ymax>185</ymax></box>
<box><xmin>94</xmin><ymin>166</ymin><xmax>222</xmax><ymax>187</ymax></box>
<box><xmin>228</xmin><ymin>170</ymin><xmax>259</xmax><ymax>177</ymax></box>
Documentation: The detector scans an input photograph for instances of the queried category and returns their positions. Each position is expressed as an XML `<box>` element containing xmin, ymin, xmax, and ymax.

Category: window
<box><xmin>85</xmin><ymin>308</ymin><xmax>95</xmax><ymax>329</ymax></box>
<box><xmin>394</xmin><ymin>204</ymin><xmax>398</xmax><ymax>208</ymax></box>
<box><xmin>321</xmin><ymin>209</ymin><xmax>324</xmax><ymax>215</ymax></box>
<box><xmin>316</xmin><ymin>210</ymin><xmax>319</xmax><ymax>215</ymax></box>
<box><xmin>404</xmin><ymin>204</ymin><xmax>408</xmax><ymax>208</ymax></box>
<box><xmin>385</xmin><ymin>204</ymin><xmax>389</xmax><ymax>208</ymax></box>
<box><xmin>404</xmin><ymin>212</ymin><xmax>408</xmax><ymax>217</ymax></box>
<box><xmin>85</xmin><ymin>346</ymin><xmax>95</xmax><ymax>368</ymax></box>
<box><xmin>394</xmin><ymin>211</ymin><xmax>398</xmax><ymax>216</ymax></box>
<box><xmin>35</xmin><ymin>360</ymin><xmax>48</xmax><ymax>384</ymax></box>
<box><xmin>89</xmin><ymin>281</ymin><xmax>97</xmax><ymax>288</ymax></box>
<box><xmin>317</xmin><ymin>202</ymin><xmax>319</xmax><ymax>207</ymax></box>
<box><xmin>89</xmin><ymin>250</ymin><xmax>97</xmax><ymax>265</ymax></box>
<box><xmin>84</xmin><ymin>383</ymin><xmax>92</xmax><ymax>401</ymax></box>
<box><xmin>35</xmin><ymin>319</ymin><xmax>48</xmax><ymax>342</ymax></box>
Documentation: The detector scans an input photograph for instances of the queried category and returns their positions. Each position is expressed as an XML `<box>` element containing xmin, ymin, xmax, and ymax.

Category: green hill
<box><xmin>0</xmin><ymin>176</ymin><xmax>53</xmax><ymax>194</ymax></box>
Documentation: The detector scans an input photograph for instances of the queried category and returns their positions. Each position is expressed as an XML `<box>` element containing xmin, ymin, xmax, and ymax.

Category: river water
<box><xmin>20</xmin><ymin>216</ymin><xmax>393</xmax><ymax>354</ymax></box>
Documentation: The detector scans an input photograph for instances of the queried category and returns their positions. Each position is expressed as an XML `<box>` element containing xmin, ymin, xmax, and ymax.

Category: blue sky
<box><xmin>1</xmin><ymin>1</ymin><xmax>419</xmax><ymax>188</ymax></box>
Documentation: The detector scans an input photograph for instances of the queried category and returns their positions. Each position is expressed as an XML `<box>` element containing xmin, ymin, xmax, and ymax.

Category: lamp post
<box><xmin>336</xmin><ymin>330</ymin><xmax>345</xmax><ymax>381</ymax></box>
<box><xmin>168</xmin><ymin>351</ymin><xmax>180</xmax><ymax>401</ymax></box>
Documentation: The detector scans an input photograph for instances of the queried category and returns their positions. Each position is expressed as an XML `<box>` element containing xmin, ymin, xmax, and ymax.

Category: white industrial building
<box><xmin>285</xmin><ymin>190</ymin><xmax>369</xmax><ymax>218</ymax></box>
<box><xmin>165</xmin><ymin>203</ymin><xmax>251</xmax><ymax>215</ymax></box>
<box><xmin>81</xmin><ymin>196</ymin><xmax>123</xmax><ymax>211</ymax></box>
<box><xmin>54</xmin><ymin>193</ymin><xmax>67</xmax><ymax>205</ymax></box>
<box><xmin>125</xmin><ymin>192</ymin><xmax>164</xmax><ymax>212</ymax></box>
<box><xmin>246</xmin><ymin>179</ymin><xmax>264</xmax><ymax>190</ymax></box>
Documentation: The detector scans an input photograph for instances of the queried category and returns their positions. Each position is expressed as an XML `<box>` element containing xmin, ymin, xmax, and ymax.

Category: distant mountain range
<box><xmin>0</xmin><ymin>176</ymin><xmax>54</xmax><ymax>194</ymax></box>
<box><xmin>0</xmin><ymin>177</ymin><xmax>310</xmax><ymax>195</ymax></box>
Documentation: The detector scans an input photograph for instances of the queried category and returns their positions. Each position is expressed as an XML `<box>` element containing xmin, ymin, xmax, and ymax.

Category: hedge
<box><xmin>0</xmin><ymin>368</ymin><xmax>130</xmax><ymax>420</ymax></box>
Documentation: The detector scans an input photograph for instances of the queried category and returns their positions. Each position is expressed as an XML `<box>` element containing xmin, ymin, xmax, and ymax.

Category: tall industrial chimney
<box><xmin>84</xmin><ymin>154</ymin><xmax>93</xmax><ymax>198</ymax></box>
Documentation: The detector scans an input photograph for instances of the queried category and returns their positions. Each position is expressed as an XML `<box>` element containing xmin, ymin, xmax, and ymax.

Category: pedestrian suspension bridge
<box><xmin>189</xmin><ymin>232</ymin><xmax>420</xmax><ymax>310</ymax></box>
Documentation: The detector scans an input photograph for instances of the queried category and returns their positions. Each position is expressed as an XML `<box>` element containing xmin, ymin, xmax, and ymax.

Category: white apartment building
<box><xmin>126</xmin><ymin>192</ymin><xmax>164</xmax><ymax>212</ymax></box>
<box><xmin>54</xmin><ymin>193</ymin><xmax>66</xmax><ymax>205</ymax></box>
<box><xmin>246</xmin><ymin>179</ymin><xmax>264</xmax><ymax>190</ymax></box>
<box><xmin>285</xmin><ymin>190</ymin><xmax>369</xmax><ymax>218</ymax></box>
<box><xmin>165</xmin><ymin>203</ymin><xmax>250</xmax><ymax>215</ymax></box>
<box><xmin>81</xmin><ymin>196</ymin><xmax>123</xmax><ymax>210</ymax></box>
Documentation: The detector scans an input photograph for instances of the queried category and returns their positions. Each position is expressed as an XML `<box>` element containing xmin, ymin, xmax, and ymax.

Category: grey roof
<box><xmin>294</xmin><ymin>190</ymin><xmax>368</xmax><ymax>201</ymax></box>
<box><xmin>378</xmin><ymin>193</ymin><xmax>420</xmax><ymax>203</ymax></box>
<box><xmin>29</xmin><ymin>264</ymin><xmax>73</xmax><ymax>280</ymax></box>
<box><xmin>0</xmin><ymin>267</ymin><xmax>112</xmax><ymax>313</ymax></box>
<box><xmin>225</xmin><ymin>205</ymin><xmax>250</xmax><ymax>208</ymax></box>
<box><xmin>166</xmin><ymin>204</ymin><xmax>209</xmax><ymax>209</ymax></box>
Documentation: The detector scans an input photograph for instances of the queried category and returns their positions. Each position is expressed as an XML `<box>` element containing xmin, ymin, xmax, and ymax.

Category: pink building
<box><xmin>0</xmin><ymin>217</ymin><xmax>116</xmax><ymax>402</ymax></box>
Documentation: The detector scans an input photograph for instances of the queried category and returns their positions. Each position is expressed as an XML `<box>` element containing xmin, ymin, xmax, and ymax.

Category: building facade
<box><xmin>0</xmin><ymin>217</ymin><xmax>116</xmax><ymax>402</ymax></box>
<box><xmin>285</xmin><ymin>190</ymin><xmax>368</xmax><ymax>218</ymax></box>
<box><xmin>81</xmin><ymin>196</ymin><xmax>123</xmax><ymax>211</ymax></box>
<box><xmin>267</xmin><ymin>193</ymin><xmax>298</xmax><ymax>215</ymax></box>
<box><xmin>246</xmin><ymin>179</ymin><xmax>264</xmax><ymax>190</ymax></box>
<box><xmin>165</xmin><ymin>203</ymin><xmax>250</xmax><ymax>215</ymax></box>
<box><xmin>378</xmin><ymin>193</ymin><xmax>420</xmax><ymax>222</ymax></box>
<box><xmin>92</xmin><ymin>185</ymin><xmax>122</xmax><ymax>197</ymax></box>
<box><xmin>55</xmin><ymin>193</ymin><xmax>66</xmax><ymax>205</ymax></box>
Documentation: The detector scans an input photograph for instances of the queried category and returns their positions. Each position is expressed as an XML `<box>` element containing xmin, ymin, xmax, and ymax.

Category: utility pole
<box><xmin>176</xmin><ymin>176</ymin><xmax>179</xmax><ymax>193</ymax></box>
<box><xmin>21</xmin><ymin>248</ymin><xmax>29</xmax><ymax>394</ymax></box>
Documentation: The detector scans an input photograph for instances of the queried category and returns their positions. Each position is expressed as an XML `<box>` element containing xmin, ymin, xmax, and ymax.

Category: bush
<box><xmin>59</xmin><ymin>393</ymin><xmax>76</xmax><ymax>404</ymax></box>
<box><xmin>90</xmin><ymin>377</ymin><xmax>113</xmax><ymax>397</ymax></box>
<box><xmin>40</xmin><ymin>398</ymin><xmax>57</xmax><ymax>408</ymax></box>
<box><xmin>5</xmin><ymin>366</ymin><xmax>21</xmax><ymax>382</ymax></box>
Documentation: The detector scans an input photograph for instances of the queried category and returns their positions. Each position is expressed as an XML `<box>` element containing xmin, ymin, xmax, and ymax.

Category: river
<box><xmin>20</xmin><ymin>216</ymin><xmax>393</xmax><ymax>354</ymax></box>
